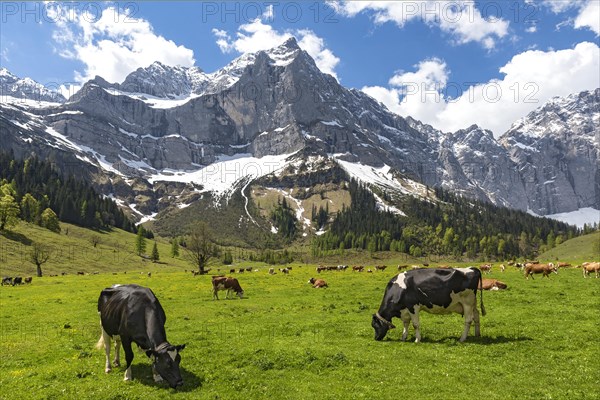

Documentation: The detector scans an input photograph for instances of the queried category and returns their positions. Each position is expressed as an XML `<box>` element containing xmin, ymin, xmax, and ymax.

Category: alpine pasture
<box><xmin>1</xmin><ymin>258</ymin><xmax>598</xmax><ymax>399</ymax></box>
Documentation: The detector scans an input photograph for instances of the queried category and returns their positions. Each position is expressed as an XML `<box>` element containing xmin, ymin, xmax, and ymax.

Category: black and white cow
<box><xmin>372</xmin><ymin>268</ymin><xmax>485</xmax><ymax>343</ymax></box>
<box><xmin>96</xmin><ymin>284</ymin><xmax>185</xmax><ymax>388</ymax></box>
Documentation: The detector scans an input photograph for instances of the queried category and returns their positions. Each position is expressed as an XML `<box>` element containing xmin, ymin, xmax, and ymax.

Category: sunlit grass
<box><xmin>1</xmin><ymin>264</ymin><xmax>598</xmax><ymax>399</ymax></box>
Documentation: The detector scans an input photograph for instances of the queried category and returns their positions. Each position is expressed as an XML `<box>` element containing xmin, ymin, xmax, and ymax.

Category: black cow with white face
<box><xmin>96</xmin><ymin>284</ymin><xmax>185</xmax><ymax>388</ymax></box>
<box><xmin>372</xmin><ymin>268</ymin><xmax>485</xmax><ymax>343</ymax></box>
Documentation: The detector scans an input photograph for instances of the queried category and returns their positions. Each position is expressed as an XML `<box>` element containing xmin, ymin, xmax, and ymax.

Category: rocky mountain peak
<box><xmin>0</xmin><ymin>68</ymin><xmax>66</xmax><ymax>103</ymax></box>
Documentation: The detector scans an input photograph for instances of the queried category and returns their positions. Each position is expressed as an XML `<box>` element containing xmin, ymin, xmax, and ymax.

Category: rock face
<box><xmin>0</xmin><ymin>68</ymin><xmax>66</xmax><ymax>103</ymax></box>
<box><xmin>499</xmin><ymin>89</ymin><xmax>600</xmax><ymax>214</ymax></box>
<box><xmin>0</xmin><ymin>38</ymin><xmax>598</xmax><ymax>220</ymax></box>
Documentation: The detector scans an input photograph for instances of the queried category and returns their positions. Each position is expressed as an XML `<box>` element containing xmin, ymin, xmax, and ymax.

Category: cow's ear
<box><xmin>176</xmin><ymin>344</ymin><xmax>186</xmax><ymax>352</ymax></box>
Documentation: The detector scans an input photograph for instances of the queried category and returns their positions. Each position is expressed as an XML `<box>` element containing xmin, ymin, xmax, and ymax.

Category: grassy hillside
<box><xmin>0</xmin><ymin>222</ymin><xmax>190</xmax><ymax>277</ymax></box>
<box><xmin>539</xmin><ymin>231</ymin><xmax>600</xmax><ymax>264</ymax></box>
<box><xmin>1</xmin><ymin>265</ymin><xmax>598</xmax><ymax>399</ymax></box>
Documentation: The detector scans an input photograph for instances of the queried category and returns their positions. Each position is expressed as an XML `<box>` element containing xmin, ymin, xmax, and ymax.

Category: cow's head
<box><xmin>236</xmin><ymin>289</ymin><xmax>244</xmax><ymax>299</ymax></box>
<box><xmin>152</xmin><ymin>344</ymin><xmax>186</xmax><ymax>389</ymax></box>
<box><xmin>372</xmin><ymin>314</ymin><xmax>395</xmax><ymax>341</ymax></box>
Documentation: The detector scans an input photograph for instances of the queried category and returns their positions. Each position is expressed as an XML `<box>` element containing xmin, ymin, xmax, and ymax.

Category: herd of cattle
<box><xmin>2</xmin><ymin>258</ymin><xmax>598</xmax><ymax>390</ymax></box>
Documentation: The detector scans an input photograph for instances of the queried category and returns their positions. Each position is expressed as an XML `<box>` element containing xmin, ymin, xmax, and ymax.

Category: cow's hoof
<box><xmin>105</xmin><ymin>368</ymin><xmax>112</xmax><ymax>373</ymax></box>
<box><xmin>113</xmin><ymin>361</ymin><xmax>120</xmax><ymax>367</ymax></box>
<box><xmin>124</xmin><ymin>377</ymin><xmax>132</xmax><ymax>382</ymax></box>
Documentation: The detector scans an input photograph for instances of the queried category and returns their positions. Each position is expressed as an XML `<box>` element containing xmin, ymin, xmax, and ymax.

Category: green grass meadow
<box><xmin>1</xmin><ymin>262</ymin><xmax>599</xmax><ymax>400</ymax></box>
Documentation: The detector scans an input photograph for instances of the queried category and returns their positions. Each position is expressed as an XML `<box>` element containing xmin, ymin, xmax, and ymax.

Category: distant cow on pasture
<box><xmin>582</xmin><ymin>262</ymin><xmax>600</xmax><ymax>278</ymax></box>
<box><xmin>372</xmin><ymin>268</ymin><xmax>485</xmax><ymax>343</ymax></box>
<box><xmin>308</xmin><ymin>278</ymin><xmax>328</xmax><ymax>288</ymax></box>
<box><xmin>212</xmin><ymin>276</ymin><xmax>244</xmax><ymax>300</ymax></box>
<box><xmin>96</xmin><ymin>284</ymin><xmax>185</xmax><ymax>388</ymax></box>
<box><xmin>481</xmin><ymin>278</ymin><xmax>507</xmax><ymax>290</ymax></box>
<box><xmin>524</xmin><ymin>263</ymin><xmax>557</xmax><ymax>279</ymax></box>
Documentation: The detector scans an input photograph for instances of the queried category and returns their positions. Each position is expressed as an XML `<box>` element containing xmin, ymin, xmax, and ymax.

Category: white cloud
<box><xmin>362</xmin><ymin>42</ymin><xmax>600</xmax><ymax>137</ymax></box>
<box><xmin>541</xmin><ymin>0</ymin><xmax>599</xmax><ymax>35</ymax></box>
<box><xmin>574</xmin><ymin>1</ymin><xmax>600</xmax><ymax>35</ymax></box>
<box><xmin>212</xmin><ymin>19</ymin><xmax>340</xmax><ymax>79</ymax></box>
<box><xmin>52</xmin><ymin>6</ymin><xmax>195</xmax><ymax>83</ymax></box>
<box><xmin>331</xmin><ymin>1</ymin><xmax>509</xmax><ymax>49</ymax></box>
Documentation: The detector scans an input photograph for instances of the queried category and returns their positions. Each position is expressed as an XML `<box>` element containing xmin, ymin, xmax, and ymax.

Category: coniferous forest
<box><xmin>0</xmin><ymin>151</ymin><xmax>135</xmax><ymax>232</ymax></box>
<box><xmin>312</xmin><ymin>180</ymin><xmax>580</xmax><ymax>260</ymax></box>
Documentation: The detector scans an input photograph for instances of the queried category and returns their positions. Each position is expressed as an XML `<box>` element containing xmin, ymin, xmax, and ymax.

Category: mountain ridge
<box><xmin>0</xmin><ymin>38</ymin><xmax>598</xmax><ymax>232</ymax></box>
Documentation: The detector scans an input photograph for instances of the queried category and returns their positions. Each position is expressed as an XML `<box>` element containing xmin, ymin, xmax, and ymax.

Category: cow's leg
<box><xmin>113</xmin><ymin>336</ymin><xmax>121</xmax><ymax>367</ymax></box>
<box><xmin>101</xmin><ymin>328</ymin><xmax>112</xmax><ymax>373</ymax></box>
<box><xmin>213</xmin><ymin>288</ymin><xmax>218</xmax><ymax>300</ymax></box>
<box><xmin>473</xmin><ymin>307</ymin><xmax>481</xmax><ymax>337</ymax></box>
<box><xmin>400</xmin><ymin>311</ymin><xmax>411</xmax><ymax>341</ymax></box>
<box><xmin>459</xmin><ymin>306</ymin><xmax>473</xmax><ymax>342</ymax></box>
<box><xmin>409</xmin><ymin>311</ymin><xmax>421</xmax><ymax>343</ymax></box>
<box><xmin>121</xmin><ymin>337</ymin><xmax>134</xmax><ymax>381</ymax></box>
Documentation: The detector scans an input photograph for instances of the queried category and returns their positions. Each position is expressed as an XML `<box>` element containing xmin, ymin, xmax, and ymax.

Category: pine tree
<box><xmin>135</xmin><ymin>226</ymin><xmax>147</xmax><ymax>256</ymax></box>
<box><xmin>170</xmin><ymin>238</ymin><xmax>180</xmax><ymax>257</ymax></box>
<box><xmin>151</xmin><ymin>241</ymin><xmax>160</xmax><ymax>262</ymax></box>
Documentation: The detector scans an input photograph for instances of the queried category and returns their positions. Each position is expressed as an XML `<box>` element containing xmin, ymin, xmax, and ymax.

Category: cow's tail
<box><xmin>479</xmin><ymin>271</ymin><xmax>487</xmax><ymax>317</ymax></box>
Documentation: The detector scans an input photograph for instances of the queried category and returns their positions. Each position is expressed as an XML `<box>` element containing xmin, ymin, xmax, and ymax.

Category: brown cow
<box><xmin>212</xmin><ymin>276</ymin><xmax>244</xmax><ymax>300</ymax></box>
<box><xmin>397</xmin><ymin>265</ymin><xmax>409</xmax><ymax>271</ymax></box>
<box><xmin>308</xmin><ymin>278</ymin><xmax>328</xmax><ymax>288</ymax></box>
<box><xmin>352</xmin><ymin>266</ymin><xmax>364</xmax><ymax>272</ymax></box>
<box><xmin>375</xmin><ymin>265</ymin><xmax>387</xmax><ymax>271</ymax></box>
<box><xmin>481</xmin><ymin>278</ymin><xmax>507</xmax><ymax>290</ymax></box>
<box><xmin>582</xmin><ymin>262</ymin><xmax>600</xmax><ymax>278</ymax></box>
<box><xmin>480</xmin><ymin>264</ymin><xmax>492</xmax><ymax>274</ymax></box>
<box><xmin>524</xmin><ymin>263</ymin><xmax>557</xmax><ymax>279</ymax></box>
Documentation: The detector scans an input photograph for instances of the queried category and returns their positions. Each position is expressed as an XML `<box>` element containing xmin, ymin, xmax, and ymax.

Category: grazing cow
<box><xmin>245</xmin><ymin>267</ymin><xmax>252</xmax><ymax>272</ymax></box>
<box><xmin>367</xmin><ymin>269</ymin><xmax>373</xmax><ymax>273</ymax></box>
<box><xmin>230</xmin><ymin>269</ymin><xmax>236</xmax><ymax>274</ymax></box>
<box><xmin>147</xmin><ymin>272</ymin><xmax>152</xmax><ymax>278</ymax></box>
<box><xmin>238</xmin><ymin>269</ymin><xmax>245</xmax><ymax>274</ymax></box>
<box><xmin>481</xmin><ymin>278</ymin><xmax>507</xmax><ymax>290</ymax></box>
<box><xmin>308</xmin><ymin>278</ymin><xmax>328</xmax><ymax>288</ymax></box>
<box><xmin>556</xmin><ymin>262</ymin><xmax>571</xmax><ymax>268</ymax></box>
<box><xmin>352</xmin><ymin>266</ymin><xmax>364</xmax><ymax>272</ymax></box>
<box><xmin>268</xmin><ymin>268</ymin><xmax>275</xmax><ymax>275</ymax></box>
<box><xmin>499</xmin><ymin>264</ymin><xmax>506</xmax><ymax>272</ymax></box>
<box><xmin>212</xmin><ymin>276</ymin><xmax>244</xmax><ymax>300</ymax></box>
<box><xmin>480</xmin><ymin>264</ymin><xmax>492</xmax><ymax>274</ymax></box>
<box><xmin>372</xmin><ymin>268</ymin><xmax>485</xmax><ymax>343</ymax></box>
<box><xmin>1</xmin><ymin>277</ymin><xmax>12</xmax><ymax>286</ymax></box>
<box><xmin>524</xmin><ymin>263</ymin><xmax>557</xmax><ymax>279</ymax></box>
<box><xmin>582</xmin><ymin>262</ymin><xmax>600</xmax><ymax>278</ymax></box>
<box><xmin>24</xmin><ymin>277</ymin><xmax>32</xmax><ymax>284</ymax></box>
<box><xmin>375</xmin><ymin>265</ymin><xmax>387</xmax><ymax>271</ymax></box>
<box><xmin>12</xmin><ymin>277</ymin><xmax>22</xmax><ymax>285</ymax></box>
<box><xmin>422</xmin><ymin>263</ymin><xmax>429</xmax><ymax>267</ymax></box>
<box><xmin>280</xmin><ymin>268</ymin><xmax>290</xmax><ymax>274</ymax></box>
<box><xmin>397</xmin><ymin>265</ymin><xmax>409</xmax><ymax>271</ymax></box>
<box><xmin>96</xmin><ymin>284</ymin><xmax>185</xmax><ymax>388</ymax></box>
<box><xmin>77</xmin><ymin>271</ymin><xmax>85</xmax><ymax>275</ymax></box>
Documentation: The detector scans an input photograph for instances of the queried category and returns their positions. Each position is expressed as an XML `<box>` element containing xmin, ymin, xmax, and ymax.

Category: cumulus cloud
<box><xmin>212</xmin><ymin>19</ymin><xmax>340</xmax><ymax>79</ymax></box>
<box><xmin>541</xmin><ymin>0</ymin><xmax>599</xmax><ymax>35</ymax></box>
<box><xmin>362</xmin><ymin>42</ymin><xmax>600</xmax><ymax>137</ymax></box>
<box><xmin>331</xmin><ymin>0</ymin><xmax>509</xmax><ymax>49</ymax></box>
<box><xmin>51</xmin><ymin>5</ymin><xmax>195</xmax><ymax>84</ymax></box>
<box><xmin>574</xmin><ymin>1</ymin><xmax>600</xmax><ymax>35</ymax></box>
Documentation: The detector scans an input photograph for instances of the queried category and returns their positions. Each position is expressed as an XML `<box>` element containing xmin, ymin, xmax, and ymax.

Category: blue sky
<box><xmin>1</xmin><ymin>1</ymin><xmax>599</xmax><ymax>135</ymax></box>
